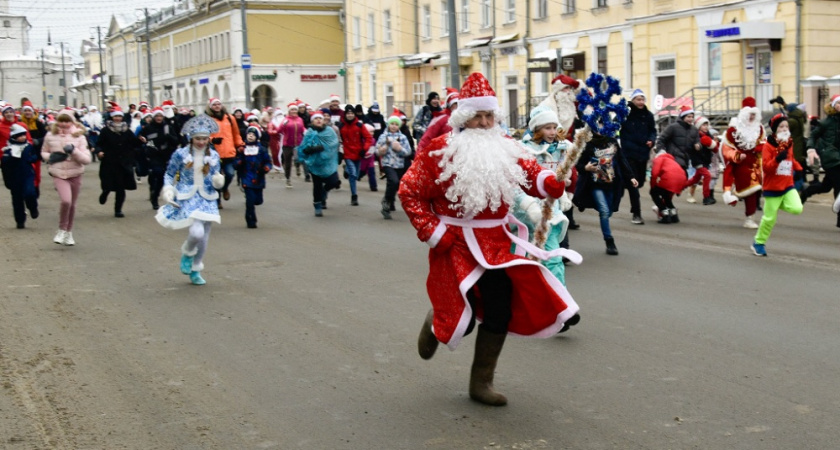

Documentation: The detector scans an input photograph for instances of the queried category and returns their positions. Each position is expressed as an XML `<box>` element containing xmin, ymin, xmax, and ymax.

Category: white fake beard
<box><xmin>163</xmin><ymin>107</ymin><xmax>175</xmax><ymax>119</ymax></box>
<box><xmin>734</xmin><ymin>107</ymin><xmax>762</xmax><ymax>150</ymax></box>
<box><xmin>553</xmin><ymin>89</ymin><xmax>577</xmax><ymax>133</ymax></box>
<box><xmin>431</xmin><ymin>125</ymin><xmax>529</xmax><ymax>219</ymax></box>
<box><xmin>86</xmin><ymin>112</ymin><xmax>103</xmax><ymax>128</ymax></box>
<box><xmin>776</xmin><ymin>130</ymin><xmax>791</xmax><ymax>142</ymax></box>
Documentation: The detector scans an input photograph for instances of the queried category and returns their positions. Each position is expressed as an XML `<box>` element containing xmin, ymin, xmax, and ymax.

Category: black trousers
<box><xmin>382</xmin><ymin>166</ymin><xmax>406</xmax><ymax>205</ymax></box>
<box><xmin>465</xmin><ymin>269</ymin><xmax>513</xmax><ymax>336</ymax></box>
<box><xmin>650</xmin><ymin>186</ymin><xmax>675</xmax><ymax>211</ymax></box>
<box><xmin>625</xmin><ymin>158</ymin><xmax>648</xmax><ymax>215</ymax></box>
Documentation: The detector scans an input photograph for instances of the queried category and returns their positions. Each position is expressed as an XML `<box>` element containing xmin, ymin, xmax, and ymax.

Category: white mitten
<box><xmin>183</xmin><ymin>153</ymin><xmax>193</xmax><ymax>165</ymax></box>
<box><xmin>520</xmin><ymin>196</ymin><xmax>542</xmax><ymax>224</ymax></box>
<box><xmin>722</xmin><ymin>190</ymin><xmax>738</xmax><ymax>206</ymax></box>
<box><xmin>211</xmin><ymin>173</ymin><xmax>225</xmax><ymax>190</ymax></box>
<box><xmin>204</xmin><ymin>155</ymin><xmax>215</xmax><ymax>166</ymax></box>
<box><xmin>833</xmin><ymin>194</ymin><xmax>840</xmax><ymax>214</ymax></box>
<box><xmin>559</xmin><ymin>193</ymin><xmax>573</xmax><ymax>212</ymax></box>
<box><xmin>161</xmin><ymin>185</ymin><xmax>176</xmax><ymax>205</ymax></box>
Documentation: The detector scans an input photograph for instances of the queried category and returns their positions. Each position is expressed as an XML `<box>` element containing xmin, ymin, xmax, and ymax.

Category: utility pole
<box><xmin>40</xmin><ymin>48</ymin><xmax>47</xmax><ymax>109</ymax></box>
<box><xmin>446</xmin><ymin>0</ymin><xmax>460</xmax><ymax>87</ymax></box>
<box><xmin>60</xmin><ymin>41</ymin><xmax>67</xmax><ymax>107</ymax></box>
<box><xmin>97</xmin><ymin>26</ymin><xmax>106</xmax><ymax>112</ymax></box>
<box><xmin>240</xmin><ymin>0</ymin><xmax>251</xmax><ymax>109</ymax></box>
<box><xmin>145</xmin><ymin>8</ymin><xmax>155</xmax><ymax>105</ymax></box>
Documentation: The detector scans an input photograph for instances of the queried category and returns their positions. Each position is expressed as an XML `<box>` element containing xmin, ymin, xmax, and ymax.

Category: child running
<box><xmin>235</xmin><ymin>125</ymin><xmax>272</xmax><ymax>228</ymax></box>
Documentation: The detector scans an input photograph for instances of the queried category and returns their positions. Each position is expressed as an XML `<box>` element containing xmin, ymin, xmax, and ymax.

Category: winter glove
<box><xmin>48</xmin><ymin>151</ymin><xmax>69</xmax><ymax>164</ymax></box>
<box><xmin>519</xmin><ymin>196</ymin><xmax>542</xmax><ymax>224</ymax></box>
<box><xmin>558</xmin><ymin>192</ymin><xmax>573</xmax><ymax>212</ymax></box>
<box><xmin>161</xmin><ymin>185</ymin><xmax>176</xmax><ymax>206</ymax></box>
<box><xmin>63</xmin><ymin>144</ymin><xmax>75</xmax><ymax>154</ymax></box>
<box><xmin>775</xmin><ymin>149</ymin><xmax>789</xmax><ymax>163</ymax></box>
<box><xmin>543</xmin><ymin>176</ymin><xmax>565</xmax><ymax>199</ymax></box>
<box><xmin>211</xmin><ymin>173</ymin><xmax>225</xmax><ymax>190</ymax></box>
<box><xmin>806</xmin><ymin>149</ymin><xmax>820</xmax><ymax>167</ymax></box>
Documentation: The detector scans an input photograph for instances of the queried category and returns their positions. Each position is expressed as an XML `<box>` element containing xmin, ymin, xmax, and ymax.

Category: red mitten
<box><xmin>544</xmin><ymin>176</ymin><xmax>566</xmax><ymax>199</ymax></box>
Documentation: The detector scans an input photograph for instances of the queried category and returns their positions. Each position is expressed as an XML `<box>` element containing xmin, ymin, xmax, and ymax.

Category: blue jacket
<box><xmin>298</xmin><ymin>125</ymin><xmax>339</xmax><ymax>178</ymax></box>
<box><xmin>235</xmin><ymin>143</ymin><xmax>272</xmax><ymax>189</ymax></box>
<box><xmin>1</xmin><ymin>142</ymin><xmax>38</xmax><ymax>189</ymax></box>
<box><xmin>376</xmin><ymin>130</ymin><xmax>412</xmax><ymax>168</ymax></box>
<box><xmin>620</xmin><ymin>105</ymin><xmax>657</xmax><ymax>162</ymax></box>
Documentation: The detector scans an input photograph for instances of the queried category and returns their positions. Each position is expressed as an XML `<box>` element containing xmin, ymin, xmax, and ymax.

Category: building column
<box><xmin>800</xmin><ymin>76</ymin><xmax>826</xmax><ymax>118</ymax></box>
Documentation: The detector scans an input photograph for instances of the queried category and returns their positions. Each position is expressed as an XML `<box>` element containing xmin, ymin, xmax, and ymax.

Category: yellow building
<box><xmin>347</xmin><ymin>0</ymin><xmax>840</xmax><ymax>129</ymax></box>
<box><xmin>103</xmin><ymin>0</ymin><xmax>345</xmax><ymax>111</ymax></box>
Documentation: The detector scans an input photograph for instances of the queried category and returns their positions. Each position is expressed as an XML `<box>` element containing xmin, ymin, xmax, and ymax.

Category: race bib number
<box><xmin>776</xmin><ymin>160</ymin><xmax>793</xmax><ymax>176</ymax></box>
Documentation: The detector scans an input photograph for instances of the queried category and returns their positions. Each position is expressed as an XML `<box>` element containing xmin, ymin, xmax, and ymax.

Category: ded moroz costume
<box><xmin>721</xmin><ymin>97</ymin><xmax>766</xmax><ymax>227</ymax></box>
<box><xmin>398</xmin><ymin>73</ymin><xmax>580</xmax><ymax>406</ymax></box>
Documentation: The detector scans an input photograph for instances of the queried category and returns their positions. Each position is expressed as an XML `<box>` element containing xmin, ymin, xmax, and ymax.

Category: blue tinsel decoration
<box><xmin>576</xmin><ymin>73</ymin><xmax>629</xmax><ymax>138</ymax></box>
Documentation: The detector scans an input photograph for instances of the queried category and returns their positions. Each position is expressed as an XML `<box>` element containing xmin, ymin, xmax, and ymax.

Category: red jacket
<box><xmin>338</xmin><ymin>117</ymin><xmax>372</xmax><ymax>161</ymax></box>
<box><xmin>417</xmin><ymin>112</ymin><xmax>452</xmax><ymax>152</ymax></box>
<box><xmin>761</xmin><ymin>139</ymin><xmax>802</xmax><ymax>196</ymax></box>
<box><xmin>650</xmin><ymin>151</ymin><xmax>687</xmax><ymax>194</ymax></box>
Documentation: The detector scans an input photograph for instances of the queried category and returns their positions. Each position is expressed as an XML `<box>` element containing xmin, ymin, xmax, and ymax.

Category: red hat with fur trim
<box><xmin>742</xmin><ymin>97</ymin><xmax>757</xmax><ymax>109</ymax></box>
<box><xmin>444</xmin><ymin>87</ymin><xmax>459</xmax><ymax>108</ymax></box>
<box><xmin>161</xmin><ymin>99</ymin><xmax>175</xmax><ymax>107</ymax></box>
<box><xmin>679</xmin><ymin>105</ymin><xmax>695</xmax><ymax>117</ymax></box>
<box><xmin>151</xmin><ymin>107</ymin><xmax>165</xmax><ymax>116</ymax></box>
<box><xmin>831</xmin><ymin>94</ymin><xmax>840</xmax><ymax>109</ymax></box>
<box><xmin>21</xmin><ymin>100</ymin><xmax>35</xmax><ymax>112</ymax></box>
<box><xmin>457</xmin><ymin>72</ymin><xmax>498</xmax><ymax>112</ymax></box>
<box><xmin>551</xmin><ymin>74</ymin><xmax>580</xmax><ymax>90</ymax></box>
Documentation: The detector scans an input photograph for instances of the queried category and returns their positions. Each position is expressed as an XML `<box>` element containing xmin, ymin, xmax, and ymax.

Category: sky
<box><xmin>9</xmin><ymin>0</ymin><xmax>175</xmax><ymax>59</ymax></box>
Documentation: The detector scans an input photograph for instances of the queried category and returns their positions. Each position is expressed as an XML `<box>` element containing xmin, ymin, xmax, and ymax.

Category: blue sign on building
<box><xmin>705</xmin><ymin>27</ymin><xmax>741</xmax><ymax>38</ymax></box>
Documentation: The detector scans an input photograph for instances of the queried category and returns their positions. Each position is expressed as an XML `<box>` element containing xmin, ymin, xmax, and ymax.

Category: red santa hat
<box><xmin>310</xmin><ymin>110</ymin><xmax>324</xmax><ymax>121</ymax></box>
<box><xmin>551</xmin><ymin>74</ymin><xmax>580</xmax><ymax>90</ymax></box>
<box><xmin>151</xmin><ymin>107</ymin><xmax>165</xmax><ymax>116</ymax></box>
<box><xmin>208</xmin><ymin>97</ymin><xmax>222</xmax><ymax>106</ymax></box>
<box><xmin>679</xmin><ymin>105</ymin><xmax>694</xmax><ymax>118</ymax></box>
<box><xmin>21</xmin><ymin>100</ymin><xmax>35</xmax><ymax>112</ymax></box>
<box><xmin>110</xmin><ymin>104</ymin><xmax>124</xmax><ymax>116</ymax></box>
<box><xmin>387</xmin><ymin>108</ymin><xmax>402</xmax><ymax>126</ymax></box>
<box><xmin>742</xmin><ymin>97</ymin><xmax>756</xmax><ymax>109</ymax></box>
<box><xmin>107</xmin><ymin>100</ymin><xmax>119</xmax><ymax>109</ymax></box>
<box><xmin>444</xmin><ymin>87</ymin><xmax>460</xmax><ymax>108</ymax></box>
<box><xmin>449</xmin><ymin>73</ymin><xmax>499</xmax><ymax>129</ymax></box>
<box><xmin>831</xmin><ymin>94</ymin><xmax>840</xmax><ymax>109</ymax></box>
<box><xmin>138</xmin><ymin>101</ymin><xmax>150</xmax><ymax>110</ymax></box>
<box><xmin>161</xmin><ymin>99</ymin><xmax>175</xmax><ymax>108</ymax></box>
<box><xmin>1</xmin><ymin>103</ymin><xmax>14</xmax><ymax>113</ymax></box>
<box><xmin>694</xmin><ymin>115</ymin><xmax>710</xmax><ymax>129</ymax></box>
<box><xmin>287</xmin><ymin>102</ymin><xmax>299</xmax><ymax>111</ymax></box>
<box><xmin>329</xmin><ymin>94</ymin><xmax>341</xmax><ymax>102</ymax></box>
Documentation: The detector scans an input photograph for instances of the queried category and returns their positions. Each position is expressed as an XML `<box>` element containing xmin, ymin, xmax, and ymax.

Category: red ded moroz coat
<box><xmin>398</xmin><ymin>134</ymin><xmax>580</xmax><ymax>350</ymax></box>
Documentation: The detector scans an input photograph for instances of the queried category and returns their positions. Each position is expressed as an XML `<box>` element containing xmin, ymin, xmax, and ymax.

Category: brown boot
<box><xmin>469</xmin><ymin>325</ymin><xmax>508</xmax><ymax>406</ymax></box>
<box><xmin>417</xmin><ymin>309</ymin><xmax>439</xmax><ymax>360</ymax></box>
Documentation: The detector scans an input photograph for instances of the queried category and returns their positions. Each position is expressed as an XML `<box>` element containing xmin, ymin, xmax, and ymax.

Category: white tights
<box><xmin>184</xmin><ymin>220</ymin><xmax>212</xmax><ymax>271</ymax></box>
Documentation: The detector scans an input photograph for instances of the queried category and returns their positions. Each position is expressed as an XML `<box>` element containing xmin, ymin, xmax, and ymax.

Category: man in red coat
<box><xmin>398</xmin><ymin>73</ymin><xmax>579</xmax><ymax>406</ymax></box>
<box><xmin>721</xmin><ymin>97</ymin><xmax>766</xmax><ymax>228</ymax></box>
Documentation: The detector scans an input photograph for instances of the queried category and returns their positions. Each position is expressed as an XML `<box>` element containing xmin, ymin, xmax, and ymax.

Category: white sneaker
<box><xmin>285</xmin><ymin>179</ymin><xmax>292</xmax><ymax>189</ymax></box>
<box><xmin>686</xmin><ymin>196</ymin><xmax>697</xmax><ymax>204</ymax></box>
<box><xmin>63</xmin><ymin>231</ymin><xmax>75</xmax><ymax>246</ymax></box>
<box><xmin>53</xmin><ymin>230</ymin><xmax>66</xmax><ymax>244</ymax></box>
<box><xmin>743</xmin><ymin>217</ymin><xmax>759</xmax><ymax>229</ymax></box>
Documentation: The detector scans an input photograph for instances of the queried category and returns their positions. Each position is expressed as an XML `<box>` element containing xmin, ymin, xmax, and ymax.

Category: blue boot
<box><xmin>180</xmin><ymin>254</ymin><xmax>194</xmax><ymax>275</ymax></box>
<box><xmin>190</xmin><ymin>271</ymin><xmax>206</xmax><ymax>285</ymax></box>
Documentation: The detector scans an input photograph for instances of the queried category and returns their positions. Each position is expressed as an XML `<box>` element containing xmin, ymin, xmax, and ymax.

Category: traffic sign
<box><xmin>241</xmin><ymin>54</ymin><xmax>252</xmax><ymax>69</ymax></box>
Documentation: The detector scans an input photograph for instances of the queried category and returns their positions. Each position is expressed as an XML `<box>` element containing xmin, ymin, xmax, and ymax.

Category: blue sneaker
<box><xmin>189</xmin><ymin>271</ymin><xmax>206</xmax><ymax>285</ymax></box>
<box><xmin>751</xmin><ymin>242</ymin><xmax>767</xmax><ymax>257</ymax></box>
<box><xmin>180</xmin><ymin>254</ymin><xmax>194</xmax><ymax>274</ymax></box>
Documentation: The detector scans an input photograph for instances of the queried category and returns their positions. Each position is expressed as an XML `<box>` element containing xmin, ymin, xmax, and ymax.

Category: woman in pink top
<box><xmin>41</xmin><ymin>109</ymin><xmax>91</xmax><ymax>246</ymax></box>
<box><xmin>276</xmin><ymin>103</ymin><xmax>305</xmax><ymax>188</ymax></box>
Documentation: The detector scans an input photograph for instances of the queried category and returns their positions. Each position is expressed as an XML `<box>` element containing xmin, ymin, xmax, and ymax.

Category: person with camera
<box><xmin>140</xmin><ymin>108</ymin><xmax>180</xmax><ymax>210</ymax></box>
<box><xmin>205</xmin><ymin>98</ymin><xmax>244</xmax><ymax>207</ymax></box>
<box><xmin>41</xmin><ymin>109</ymin><xmax>91</xmax><ymax>245</ymax></box>
<box><xmin>376</xmin><ymin>110</ymin><xmax>412</xmax><ymax>219</ymax></box>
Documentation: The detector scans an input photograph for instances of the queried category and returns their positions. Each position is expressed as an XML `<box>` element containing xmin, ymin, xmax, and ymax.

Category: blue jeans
<box><xmin>220</xmin><ymin>158</ymin><xmax>236</xmax><ymax>193</ymax></box>
<box><xmin>345</xmin><ymin>159</ymin><xmax>361</xmax><ymax>196</ymax></box>
<box><xmin>591</xmin><ymin>188</ymin><xmax>614</xmax><ymax>239</ymax></box>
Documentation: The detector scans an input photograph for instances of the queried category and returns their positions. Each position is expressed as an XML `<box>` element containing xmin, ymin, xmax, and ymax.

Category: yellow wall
<box><xmin>248</xmin><ymin>13</ymin><xmax>344</xmax><ymax>65</ymax></box>
<box><xmin>171</xmin><ymin>16</ymin><xmax>230</xmax><ymax>46</ymax></box>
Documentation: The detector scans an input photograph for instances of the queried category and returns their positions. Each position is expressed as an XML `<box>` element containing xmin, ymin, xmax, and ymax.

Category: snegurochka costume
<box><xmin>154</xmin><ymin>114</ymin><xmax>225</xmax><ymax>285</ymax></box>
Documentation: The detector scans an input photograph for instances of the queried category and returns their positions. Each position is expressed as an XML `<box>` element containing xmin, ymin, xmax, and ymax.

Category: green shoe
<box><xmin>189</xmin><ymin>271</ymin><xmax>206</xmax><ymax>285</ymax></box>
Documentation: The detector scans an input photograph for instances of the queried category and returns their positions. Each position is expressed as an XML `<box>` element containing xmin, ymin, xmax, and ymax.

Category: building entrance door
<box><xmin>755</xmin><ymin>49</ymin><xmax>773</xmax><ymax>112</ymax></box>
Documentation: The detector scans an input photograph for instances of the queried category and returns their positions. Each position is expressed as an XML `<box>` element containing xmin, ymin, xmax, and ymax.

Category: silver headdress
<box><xmin>181</xmin><ymin>114</ymin><xmax>219</xmax><ymax>138</ymax></box>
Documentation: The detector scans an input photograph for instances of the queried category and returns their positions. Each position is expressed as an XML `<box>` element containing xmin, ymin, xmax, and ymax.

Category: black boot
<box><xmin>351</xmin><ymin>194</ymin><xmax>358</xmax><ymax>206</ymax></box>
<box><xmin>469</xmin><ymin>325</ymin><xmax>508</xmax><ymax>406</ymax></box>
<box><xmin>669</xmin><ymin>208</ymin><xmax>680</xmax><ymax>223</ymax></box>
<box><xmin>417</xmin><ymin>309</ymin><xmax>438</xmax><ymax>360</ymax></box>
<box><xmin>380</xmin><ymin>199</ymin><xmax>392</xmax><ymax>219</ymax></box>
<box><xmin>657</xmin><ymin>208</ymin><xmax>672</xmax><ymax>224</ymax></box>
<box><xmin>605</xmin><ymin>237</ymin><xmax>618</xmax><ymax>255</ymax></box>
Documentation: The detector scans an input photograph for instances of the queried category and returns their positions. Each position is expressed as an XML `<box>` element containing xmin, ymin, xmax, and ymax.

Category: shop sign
<box><xmin>499</xmin><ymin>46</ymin><xmax>521</xmax><ymax>56</ymax></box>
<box><xmin>301</xmin><ymin>74</ymin><xmax>338</xmax><ymax>82</ymax></box>
<box><xmin>745</xmin><ymin>53</ymin><xmax>755</xmax><ymax>70</ymax></box>
<box><xmin>527</xmin><ymin>58</ymin><xmax>553</xmax><ymax>73</ymax></box>
<box><xmin>561</xmin><ymin>53</ymin><xmax>585</xmax><ymax>71</ymax></box>
<box><xmin>198</xmin><ymin>78</ymin><xmax>209</xmax><ymax>85</ymax></box>
<box><xmin>705</xmin><ymin>27</ymin><xmax>740</xmax><ymax>38</ymax></box>
<box><xmin>176</xmin><ymin>82</ymin><xmax>186</xmax><ymax>88</ymax></box>
<box><xmin>252</xmin><ymin>74</ymin><xmax>278</xmax><ymax>81</ymax></box>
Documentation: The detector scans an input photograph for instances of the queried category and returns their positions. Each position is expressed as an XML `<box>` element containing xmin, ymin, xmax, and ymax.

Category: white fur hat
<box><xmin>528</xmin><ymin>105</ymin><xmax>559</xmax><ymax>132</ymax></box>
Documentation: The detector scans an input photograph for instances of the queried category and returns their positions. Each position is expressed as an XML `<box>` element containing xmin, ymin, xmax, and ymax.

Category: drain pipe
<box><xmin>795</xmin><ymin>0</ymin><xmax>802</xmax><ymax>103</ymax></box>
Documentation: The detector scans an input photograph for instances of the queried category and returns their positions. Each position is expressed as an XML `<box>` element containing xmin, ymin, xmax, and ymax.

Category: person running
<box><xmin>298</xmin><ymin>110</ymin><xmax>341</xmax><ymax>217</ymax></box>
<box><xmin>620</xmin><ymin>89</ymin><xmax>657</xmax><ymax>224</ymax></box>
<box><xmin>266</xmin><ymin>109</ymin><xmax>285</xmax><ymax>172</ymax></box>
<box><xmin>139</xmin><ymin>107</ymin><xmax>180</xmax><ymax>210</ymax></box>
<box><xmin>19</xmin><ymin>101</ymin><xmax>46</xmax><ymax>198</ymax></box>
<box><xmin>206</xmin><ymin>97</ymin><xmax>245</xmax><ymax>207</ymax></box>
<box><xmin>751</xmin><ymin>114</ymin><xmax>803</xmax><ymax>256</ymax></box>
<box><xmin>235</xmin><ymin>125</ymin><xmax>272</xmax><ymax>228</ymax></box>
<box><xmin>276</xmin><ymin>102</ymin><xmax>305</xmax><ymax>188</ymax></box>
<box><xmin>96</xmin><ymin>104</ymin><xmax>140</xmax><ymax>218</ymax></box>
<box><xmin>376</xmin><ymin>110</ymin><xmax>412</xmax><ymax>219</ymax></box>
<box><xmin>338</xmin><ymin>105</ymin><xmax>373</xmax><ymax>206</ymax></box>
<box><xmin>720</xmin><ymin>97</ymin><xmax>765</xmax><ymax>228</ymax></box>
<box><xmin>801</xmin><ymin>94</ymin><xmax>840</xmax><ymax>228</ymax></box>
<box><xmin>412</xmin><ymin>91</ymin><xmax>443</xmax><ymax>141</ymax></box>
<box><xmin>41</xmin><ymin>109</ymin><xmax>92</xmax><ymax>246</ymax></box>
<box><xmin>156</xmin><ymin>114</ymin><xmax>225</xmax><ymax>285</ymax></box>
<box><xmin>649</xmin><ymin>148</ymin><xmax>688</xmax><ymax>224</ymax></box>
<box><xmin>1</xmin><ymin>123</ymin><xmax>38</xmax><ymax>228</ymax></box>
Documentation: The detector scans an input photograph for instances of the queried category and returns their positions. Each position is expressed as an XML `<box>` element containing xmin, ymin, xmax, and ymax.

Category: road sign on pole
<box><xmin>241</xmin><ymin>54</ymin><xmax>252</xmax><ymax>69</ymax></box>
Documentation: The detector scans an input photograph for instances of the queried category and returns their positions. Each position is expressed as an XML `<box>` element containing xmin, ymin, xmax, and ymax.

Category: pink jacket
<box><xmin>41</xmin><ymin>125</ymin><xmax>92</xmax><ymax>179</ymax></box>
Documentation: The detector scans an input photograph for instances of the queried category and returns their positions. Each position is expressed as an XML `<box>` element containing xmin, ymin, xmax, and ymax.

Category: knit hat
<box><xmin>56</xmin><ymin>108</ymin><xmax>75</xmax><ymax>121</ymax></box>
<box><xmin>550</xmin><ymin>74</ymin><xmax>580</xmax><ymax>90</ymax></box>
<box><xmin>769</xmin><ymin>113</ymin><xmax>788</xmax><ymax>135</ymax></box>
<box><xmin>694</xmin><ymin>116</ymin><xmax>710</xmax><ymax>129</ymax></box>
<box><xmin>742</xmin><ymin>97</ymin><xmax>757</xmax><ymax>109</ymax></box>
<box><xmin>181</xmin><ymin>114</ymin><xmax>219</xmax><ymax>138</ymax></box>
<box><xmin>679</xmin><ymin>105</ymin><xmax>694</xmax><ymax>118</ymax></box>
<box><xmin>449</xmin><ymin>73</ymin><xmax>499</xmax><ymax>129</ymax></box>
<box><xmin>9</xmin><ymin>123</ymin><xmax>27</xmax><ymax>139</ymax></box>
<box><xmin>208</xmin><ymin>97</ymin><xmax>222</xmax><ymax>106</ymax></box>
<box><xmin>246</xmin><ymin>125</ymin><xmax>261</xmax><ymax>140</ymax></box>
<box><xmin>319</xmin><ymin>107</ymin><xmax>330</xmax><ymax>116</ymax></box>
<box><xmin>629</xmin><ymin>89</ymin><xmax>645</xmax><ymax>101</ymax></box>
<box><xmin>831</xmin><ymin>94</ymin><xmax>840</xmax><ymax>109</ymax></box>
<box><xmin>369</xmin><ymin>102</ymin><xmax>380</xmax><ymax>113</ymax></box>
<box><xmin>344</xmin><ymin>104</ymin><xmax>355</xmax><ymax>114</ymax></box>
<box><xmin>528</xmin><ymin>105</ymin><xmax>559</xmax><ymax>132</ymax></box>
<box><xmin>387</xmin><ymin>108</ymin><xmax>402</xmax><ymax>126</ymax></box>
<box><xmin>426</xmin><ymin>91</ymin><xmax>440</xmax><ymax>106</ymax></box>
<box><xmin>444</xmin><ymin>87</ymin><xmax>460</xmax><ymax>108</ymax></box>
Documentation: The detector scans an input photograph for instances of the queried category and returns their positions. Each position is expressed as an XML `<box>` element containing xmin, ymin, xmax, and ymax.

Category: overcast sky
<box><xmin>9</xmin><ymin>0</ymin><xmax>174</xmax><ymax>58</ymax></box>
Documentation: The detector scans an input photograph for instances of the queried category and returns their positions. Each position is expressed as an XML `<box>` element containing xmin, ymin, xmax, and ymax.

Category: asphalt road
<box><xmin>1</xmin><ymin>163</ymin><xmax>839</xmax><ymax>449</ymax></box>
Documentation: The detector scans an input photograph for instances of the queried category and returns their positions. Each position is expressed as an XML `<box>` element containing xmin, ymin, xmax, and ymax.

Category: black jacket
<box><xmin>655</xmin><ymin>120</ymin><xmax>699</xmax><ymax>170</ymax></box>
<box><xmin>573</xmin><ymin>136</ymin><xmax>633</xmax><ymax>213</ymax></box>
<box><xmin>97</xmin><ymin>122</ymin><xmax>140</xmax><ymax>191</ymax></box>
<box><xmin>139</xmin><ymin>120</ymin><xmax>179</xmax><ymax>167</ymax></box>
<box><xmin>620</xmin><ymin>105</ymin><xmax>657</xmax><ymax>162</ymax></box>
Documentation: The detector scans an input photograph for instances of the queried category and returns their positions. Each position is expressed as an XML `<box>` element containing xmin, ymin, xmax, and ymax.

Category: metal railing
<box><xmin>658</xmin><ymin>84</ymin><xmax>782</xmax><ymax>130</ymax></box>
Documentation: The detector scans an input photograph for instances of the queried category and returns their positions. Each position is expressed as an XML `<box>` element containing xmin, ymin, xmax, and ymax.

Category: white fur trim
<box><xmin>833</xmin><ymin>193</ymin><xmax>840</xmax><ymax>214</ymax></box>
<box><xmin>211</xmin><ymin>173</ymin><xmax>225</xmax><ymax>190</ymax></box>
<box><xmin>181</xmin><ymin>240</ymin><xmax>198</xmax><ymax>256</ymax></box>
<box><xmin>529</xmin><ymin>109</ymin><xmax>559</xmax><ymax>131</ymax></box>
<box><xmin>536</xmin><ymin>169</ymin><xmax>554</xmax><ymax>198</ymax></box>
<box><xmin>427</xmin><ymin>221</ymin><xmax>447</xmax><ymax>248</ymax></box>
<box><xmin>457</xmin><ymin>96</ymin><xmax>499</xmax><ymax>113</ymax></box>
<box><xmin>722</xmin><ymin>190</ymin><xmax>739</xmax><ymax>206</ymax></box>
<box><xmin>155</xmin><ymin>210</ymin><xmax>221</xmax><ymax>230</ymax></box>
<box><xmin>192</xmin><ymin>261</ymin><xmax>204</xmax><ymax>272</ymax></box>
<box><xmin>448</xmin><ymin>107</ymin><xmax>503</xmax><ymax>129</ymax></box>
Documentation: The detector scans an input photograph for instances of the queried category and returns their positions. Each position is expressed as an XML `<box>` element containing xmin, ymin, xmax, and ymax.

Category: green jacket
<box><xmin>807</xmin><ymin>111</ymin><xmax>840</xmax><ymax>169</ymax></box>
<box><xmin>787</xmin><ymin>108</ymin><xmax>807</xmax><ymax>163</ymax></box>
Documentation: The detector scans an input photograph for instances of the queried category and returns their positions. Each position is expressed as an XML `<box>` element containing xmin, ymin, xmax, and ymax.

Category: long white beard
<box><xmin>432</xmin><ymin>125</ymin><xmax>530</xmax><ymax>219</ymax></box>
<box><xmin>85</xmin><ymin>112</ymin><xmax>103</xmax><ymax>129</ymax></box>
<box><xmin>776</xmin><ymin>130</ymin><xmax>791</xmax><ymax>142</ymax></box>
<box><xmin>163</xmin><ymin>107</ymin><xmax>175</xmax><ymax>119</ymax></box>
<box><xmin>553</xmin><ymin>89</ymin><xmax>577</xmax><ymax>133</ymax></box>
<box><xmin>734</xmin><ymin>108</ymin><xmax>762</xmax><ymax>150</ymax></box>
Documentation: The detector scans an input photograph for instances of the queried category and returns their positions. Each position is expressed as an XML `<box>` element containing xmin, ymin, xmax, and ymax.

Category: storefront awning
<box><xmin>465</xmin><ymin>37</ymin><xmax>492</xmax><ymax>48</ymax></box>
<box><xmin>491</xmin><ymin>33</ymin><xmax>519</xmax><ymax>44</ymax></box>
<box><xmin>399</xmin><ymin>53</ymin><xmax>441</xmax><ymax>68</ymax></box>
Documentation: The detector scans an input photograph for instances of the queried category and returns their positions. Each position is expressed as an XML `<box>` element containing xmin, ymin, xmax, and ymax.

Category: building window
<box><xmin>355</xmin><ymin>73</ymin><xmax>363</xmax><ymax>104</ymax></box>
<box><xmin>594</xmin><ymin>0</ymin><xmax>608</xmax><ymax>8</ymax></box>
<box><xmin>505</xmin><ymin>0</ymin><xmax>516</xmax><ymax>23</ymax></box>
<box><xmin>370</xmin><ymin>73</ymin><xmax>377</xmax><ymax>103</ymax></box>
<box><xmin>461</xmin><ymin>0</ymin><xmax>470</xmax><ymax>32</ymax></box>
<box><xmin>383</xmin><ymin>10</ymin><xmax>392</xmax><ymax>43</ymax></box>
<box><xmin>422</xmin><ymin>5</ymin><xmax>431</xmax><ymax>39</ymax></box>
<box><xmin>413</xmin><ymin>82</ymin><xmax>426</xmax><ymax>106</ymax></box>
<box><xmin>352</xmin><ymin>16</ymin><xmax>361</xmax><ymax>48</ymax></box>
<box><xmin>627</xmin><ymin>42</ymin><xmax>633</xmax><ymax>88</ymax></box>
<box><xmin>536</xmin><ymin>0</ymin><xmax>548</xmax><ymax>19</ymax></box>
<box><xmin>480</xmin><ymin>0</ymin><xmax>492</xmax><ymax>27</ymax></box>
<box><xmin>597</xmin><ymin>46</ymin><xmax>607</xmax><ymax>74</ymax></box>
<box><xmin>367</xmin><ymin>13</ymin><xmax>375</xmax><ymax>46</ymax></box>
<box><xmin>441</xmin><ymin>1</ymin><xmax>449</xmax><ymax>36</ymax></box>
<box><xmin>3</xmin><ymin>20</ymin><xmax>10</xmax><ymax>28</ymax></box>
<box><xmin>564</xmin><ymin>0</ymin><xmax>576</xmax><ymax>14</ymax></box>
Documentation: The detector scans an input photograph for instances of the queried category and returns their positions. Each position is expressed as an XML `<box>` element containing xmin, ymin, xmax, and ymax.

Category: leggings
<box><xmin>755</xmin><ymin>189</ymin><xmax>803</xmax><ymax>244</ymax></box>
<box><xmin>184</xmin><ymin>220</ymin><xmax>212</xmax><ymax>271</ymax></box>
<box><xmin>281</xmin><ymin>146</ymin><xmax>295</xmax><ymax>180</ymax></box>
<box><xmin>53</xmin><ymin>176</ymin><xmax>82</xmax><ymax>231</ymax></box>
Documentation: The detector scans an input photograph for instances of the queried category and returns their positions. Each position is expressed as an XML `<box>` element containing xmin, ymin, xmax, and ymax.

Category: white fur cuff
<box><xmin>427</xmin><ymin>221</ymin><xmax>447</xmax><ymax>248</ymax></box>
<box><xmin>536</xmin><ymin>170</ymin><xmax>554</xmax><ymax>198</ymax></box>
<box><xmin>181</xmin><ymin>241</ymin><xmax>198</xmax><ymax>256</ymax></box>
<box><xmin>211</xmin><ymin>173</ymin><xmax>225</xmax><ymax>190</ymax></box>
